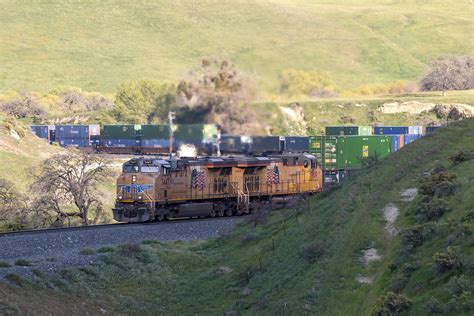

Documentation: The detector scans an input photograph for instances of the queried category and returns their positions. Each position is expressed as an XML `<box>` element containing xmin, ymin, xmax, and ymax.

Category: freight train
<box><xmin>113</xmin><ymin>153</ymin><xmax>322</xmax><ymax>222</ymax></box>
<box><xmin>31</xmin><ymin>123</ymin><xmax>440</xmax><ymax>189</ymax></box>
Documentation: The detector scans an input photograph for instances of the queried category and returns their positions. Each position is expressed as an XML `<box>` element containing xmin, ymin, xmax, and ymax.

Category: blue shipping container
<box><xmin>103</xmin><ymin>138</ymin><xmax>139</xmax><ymax>148</ymax></box>
<box><xmin>141</xmin><ymin>139</ymin><xmax>169</xmax><ymax>148</ymax></box>
<box><xmin>374</xmin><ymin>126</ymin><xmax>409</xmax><ymax>135</ymax></box>
<box><xmin>58</xmin><ymin>138</ymin><xmax>90</xmax><ymax>148</ymax></box>
<box><xmin>284</xmin><ymin>136</ymin><xmax>309</xmax><ymax>152</ymax></box>
<box><xmin>30</xmin><ymin>125</ymin><xmax>49</xmax><ymax>140</ymax></box>
<box><xmin>90</xmin><ymin>135</ymin><xmax>101</xmax><ymax>147</ymax></box>
<box><xmin>390</xmin><ymin>135</ymin><xmax>401</xmax><ymax>152</ymax></box>
<box><xmin>404</xmin><ymin>134</ymin><xmax>421</xmax><ymax>145</ymax></box>
<box><xmin>56</xmin><ymin>125</ymin><xmax>89</xmax><ymax>139</ymax></box>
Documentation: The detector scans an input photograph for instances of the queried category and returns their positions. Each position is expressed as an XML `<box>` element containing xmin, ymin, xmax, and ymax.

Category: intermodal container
<box><xmin>284</xmin><ymin>136</ymin><xmax>309</xmax><ymax>153</ymax></box>
<box><xmin>325</xmin><ymin>126</ymin><xmax>356</xmax><ymax>136</ymax></box>
<box><xmin>90</xmin><ymin>135</ymin><xmax>100</xmax><ymax>147</ymax></box>
<box><xmin>141</xmin><ymin>139</ymin><xmax>169</xmax><ymax>148</ymax></box>
<box><xmin>337</xmin><ymin>136</ymin><xmax>392</xmax><ymax>170</ymax></box>
<box><xmin>102</xmin><ymin>125</ymin><xmax>140</xmax><ymax>139</ymax></box>
<box><xmin>30</xmin><ymin>125</ymin><xmax>49</xmax><ymax>140</ymax></box>
<box><xmin>323</xmin><ymin>170</ymin><xmax>350</xmax><ymax>191</ymax></box>
<box><xmin>49</xmin><ymin>126</ymin><xmax>56</xmax><ymax>143</ymax></box>
<box><xmin>174</xmin><ymin>124</ymin><xmax>218</xmax><ymax>142</ymax></box>
<box><xmin>425</xmin><ymin>126</ymin><xmax>441</xmax><ymax>134</ymax></box>
<box><xmin>56</xmin><ymin>125</ymin><xmax>90</xmax><ymax>139</ymax></box>
<box><xmin>308</xmin><ymin>136</ymin><xmax>338</xmax><ymax>170</ymax></box>
<box><xmin>403</xmin><ymin>134</ymin><xmax>421</xmax><ymax>146</ymax></box>
<box><xmin>389</xmin><ymin>135</ymin><xmax>404</xmax><ymax>153</ymax></box>
<box><xmin>141</xmin><ymin>125</ymin><xmax>169</xmax><ymax>139</ymax></box>
<box><xmin>103</xmin><ymin>138</ymin><xmax>139</xmax><ymax>148</ymax></box>
<box><xmin>89</xmin><ymin>124</ymin><xmax>100</xmax><ymax>136</ymax></box>
<box><xmin>58</xmin><ymin>138</ymin><xmax>89</xmax><ymax>148</ymax></box>
<box><xmin>251</xmin><ymin>136</ymin><xmax>283</xmax><ymax>154</ymax></box>
<box><xmin>358</xmin><ymin>126</ymin><xmax>373</xmax><ymax>135</ymax></box>
<box><xmin>409</xmin><ymin>126</ymin><xmax>422</xmax><ymax>135</ymax></box>
<box><xmin>220</xmin><ymin>135</ymin><xmax>251</xmax><ymax>154</ymax></box>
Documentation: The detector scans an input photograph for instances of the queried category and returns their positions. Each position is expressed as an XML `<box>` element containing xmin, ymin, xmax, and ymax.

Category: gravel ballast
<box><xmin>0</xmin><ymin>218</ymin><xmax>240</xmax><ymax>279</ymax></box>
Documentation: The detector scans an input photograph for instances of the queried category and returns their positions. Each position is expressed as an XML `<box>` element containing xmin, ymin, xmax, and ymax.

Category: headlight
<box><xmin>118</xmin><ymin>195</ymin><xmax>123</xmax><ymax>199</ymax></box>
<box><xmin>132</xmin><ymin>175</ymin><xmax>137</xmax><ymax>182</ymax></box>
<box><xmin>138</xmin><ymin>196</ymin><xmax>142</xmax><ymax>200</ymax></box>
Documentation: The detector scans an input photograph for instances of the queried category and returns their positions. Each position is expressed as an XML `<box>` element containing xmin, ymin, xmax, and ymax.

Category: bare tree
<box><xmin>420</xmin><ymin>55</ymin><xmax>474</xmax><ymax>96</ymax></box>
<box><xmin>32</xmin><ymin>149</ymin><xmax>113</xmax><ymax>226</ymax></box>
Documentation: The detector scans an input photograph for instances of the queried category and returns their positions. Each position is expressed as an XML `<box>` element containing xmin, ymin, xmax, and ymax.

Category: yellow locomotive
<box><xmin>113</xmin><ymin>154</ymin><xmax>322</xmax><ymax>222</ymax></box>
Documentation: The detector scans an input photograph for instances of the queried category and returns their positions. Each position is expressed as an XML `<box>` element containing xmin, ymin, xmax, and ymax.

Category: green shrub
<box><xmin>14</xmin><ymin>259</ymin><xmax>32</xmax><ymax>266</ymax></box>
<box><xmin>419</xmin><ymin>171</ymin><xmax>457</xmax><ymax>197</ymax></box>
<box><xmin>302</xmin><ymin>240</ymin><xmax>326</xmax><ymax>262</ymax></box>
<box><xmin>423</xmin><ymin>297</ymin><xmax>445</xmax><ymax>315</ymax></box>
<box><xmin>97</xmin><ymin>246</ymin><xmax>115</xmax><ymax>253</ymax></box>
<box><xmin>433</xmin><ymin>246</ymin><xmax>462</xmax><ymax>273</ymax></box>
<box><xmin>414</xmin><ymin>198</ymin><xmax>451</xmax><ymax>222</ymax></box>
<box><xmin>279</xmin><ymin>69</ymin><xmax>337</xmax><ymax>97</ymax></box>
<box><xmin>5</xmin><ymin>274</ymin><xmax>26</xmax><ymax>286</ymax></box>
<box><xmin>0</xmin><ymin>261</ymin><xmax>11</xmax><ymax>268</ymax></box>
<box><xmin>372</xmin><ymin>292</ymin><xmax>411</xmax><ymax>315</ymax></box>
<box><xmin>80</xmin><ymin>248</ymin><xmax>95</xmax><ymax>255</ymax></box>
<box><xmin>446</xmin><ymin>275</ymin><xmax>472</xmax><ymax>296</ymax></box>
<box><xmin>449</xmin><ymin>150</ymin><xmax>474</xmax><ymax>165</ymax></box>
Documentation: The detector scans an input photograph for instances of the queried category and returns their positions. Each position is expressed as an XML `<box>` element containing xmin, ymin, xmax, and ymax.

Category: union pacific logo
<box><xmin>118</xmin><ymin>184</ymin><xmax>154</xmax><ymax>193</ymax></box>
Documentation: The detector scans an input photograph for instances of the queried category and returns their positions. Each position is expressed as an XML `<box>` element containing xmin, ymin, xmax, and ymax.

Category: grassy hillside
<box><xmin>2</xmin><ymin>119</ymin><xmax>473</xmax><ymax>314</ymax></box>
<box><xmin>0</xmin><ymin>0</ymin><xmax>472</xmax><ymax>92</ymax></box>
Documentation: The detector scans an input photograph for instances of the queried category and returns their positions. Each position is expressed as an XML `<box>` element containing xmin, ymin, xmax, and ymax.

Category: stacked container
<box><xmin>30</xmin><ymin>125</ymin><xmax>49</xmax><ymax>141</ymax></box>
<box><xmin>101</xmin><ymin>125</ymin><xmax>140</xmax><ymax>148</ymax></box>
<box><xmin>389</xmin><ymin>135</ymin><xmax>404</xmax><ymax>153</ymax></box>
<box><xmin>425</xmin><ymin>126</ymin><xmax>441</xmax><ymax>134</ymax></box>
<box><xmin>56</xmin><ymin>125</ymin><xmax>90</xmax><ymax>148</ymax></box>
<box><xmin>220</xmin><ymin>135</ymin><xmax>251</xmax><ymax>154</ymax></box>
<box><xmin>250</xmin><ymin>136</ymin><xmax>283</xmax><ymax>154</ymax></box>
<box><xmin>140</xmin><ymin>124</ymin><xmax>170</xmax><ymax>151</ymax></box>
<box><xmin>336</xmin><ymin>136</ymin><xmax>392</xmax><ymax>170</ymax></box>
<box><xmin>309</xmin><ymin>136</ymin><xmax>338</xmax><ymax>170</ymax></box>
<box><xmin>325</xmin><ymin>126</ymin><xmax>372</xmax><ymax>136</ymax></box>
<box><xmin>283</xmin><ymin>136</ymin><xmax>309</xmax><ymax>153</ymax></box>
<box><xmin>373</xmin><ymin>126</ymin><xmax>422</xmax><ymax>135</ymax></box>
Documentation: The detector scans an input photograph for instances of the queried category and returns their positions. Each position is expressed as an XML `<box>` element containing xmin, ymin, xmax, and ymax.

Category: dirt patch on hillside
<box><xmin>383</xmin><ymin>203</ymin><xmax>399</xmax><ymax>237</ymax></box>
<box><xmin>356</xmin><ymin>275</ymin><xmax>375</xmax><ymax>284</ymax></box>
<box><xmin>378</xmin><ymin>101</ymin><xmax>474</xmax><ymax>117</ymax></box>
<box><xmin>401</xmin><ymin>188</ymin><xmax>418</xmax><ymax>202</ymax></box>
<box><xmin>360</xmin><ymin>248</ymin><xmax>381</xmax><ymax>267</ymax></box>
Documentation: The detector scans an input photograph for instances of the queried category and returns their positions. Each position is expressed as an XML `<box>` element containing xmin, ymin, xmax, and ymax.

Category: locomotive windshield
<box><xmin>141</xmin><ymin>166</ymin><xmax>160</xmax><ymax>173</ymax></box>
<box><xmin>123</xmin><ymin>165</ymin><xmax>139</xmax><ymax>173</ymax></box>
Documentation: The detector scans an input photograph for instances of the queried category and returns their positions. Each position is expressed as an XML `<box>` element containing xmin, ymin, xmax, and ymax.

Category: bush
<box><xmin>0</xmin><ymin>261</ymin><xmax>11</xmax><ymax>268</ymax></box>
<box><xmin>14</xmin><ymin>259</ymin><xmax>32</xmax><ymax>266</ymax></box>
<box><xmin>279</xmin><ymin>69</ymin><xmax>337</xmax><ymax>97</ymax></box>
<box><xmin>79</xmin><ymin>248</ymin><xmax>95</xmax><ymax>255</ymax></box>
<box><xmin>302</xmin><ymin>240</ymin><xmax>326</xmax><ymax>262</ymax></box>
<box><xmin>419</xmin><ymin>171</ymin><xmax>457</xmax><ymax>197</ymax></box>
<box><xmin>446</xmin><ymin>275</ymin><xmax>472</xmax><ymax>297</ymax></box>
<box><xmin>449</xmin><ymin>150</ymin><xmax>474</xmax><ymax>165</ymax></box>
<box><xmin>372</xmin><ymin>292</ymin><xmax>411</xmax><ymax>316</ymax></box>
<box><xmin>414</xmin><ymin>198</ymin><xmax>451</xmax><ymax>222</ymax></box>
<box><xmin>0</xmin><ymin>93</ymin><xmax>45</xmax><ymax>118</ymax></box>
<box><xmin>433</xmin><ymin>246</ymin><xmax>462</xmax><ymax>273</ymax></box>
<box><xmin>97</xmin><ymin>246</ymin><xmax>115</xmax><ymax>253</ymax></box>
<box><xmin>423</xmin><ymin>297</ymin><xmax>445</xmax><ymax>315</ymax></box>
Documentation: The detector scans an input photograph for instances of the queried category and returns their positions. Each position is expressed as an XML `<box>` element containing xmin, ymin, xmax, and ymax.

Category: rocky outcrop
<box><xmin>378</xmin><ymin>101</ymin><xmax>474</xmax><ymax>120</ymax></box>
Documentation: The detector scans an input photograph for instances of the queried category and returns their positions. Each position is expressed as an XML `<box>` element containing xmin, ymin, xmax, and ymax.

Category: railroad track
<box><xmin>0</xmin><ymin>216</ymin><xmax>243</xmax><ymax>238</ymax></box>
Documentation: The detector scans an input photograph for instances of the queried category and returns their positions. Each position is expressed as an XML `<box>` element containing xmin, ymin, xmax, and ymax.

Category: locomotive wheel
<box><xmin>225</xmin><ymin>209</ymin><xmax>233</xmax><ymax>216</ymax></box>
<box><xmin>210</xmin><ymin>210</ymin><xmax>217</xmax><ymax>218</ymax></box>
<box><xmin>217</xmin><ymin>209</ymin><xmax>225</xmax><ymax>217</ymax></box>
<box><xmin>157</xmin><ymin>214</ymin><xmax>165</xmax><ymax>221</ymax></box>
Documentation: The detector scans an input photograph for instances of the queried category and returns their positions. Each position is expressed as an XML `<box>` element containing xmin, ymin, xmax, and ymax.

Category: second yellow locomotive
<box><xmin>113</xmin><ymin>153</ymin><xmax>322</xmax><ymax>222</ymax></box>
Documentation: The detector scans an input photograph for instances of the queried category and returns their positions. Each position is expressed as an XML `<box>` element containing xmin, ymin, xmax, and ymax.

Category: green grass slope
<box><xmin>0</xmin><ymin>0</ymin><xmax>472</xmax><ymax>92</ymax></box>
<box><xmin>2</xmin><ymin>119</ymin><xmax>473</xmax><ymax>315</ymax></box>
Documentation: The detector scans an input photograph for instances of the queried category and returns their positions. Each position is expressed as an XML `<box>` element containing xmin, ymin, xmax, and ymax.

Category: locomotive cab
<box><xmin>113</xmin><ymin>158</ymin><xmax>164</xmax><ymax>222</ymax></box>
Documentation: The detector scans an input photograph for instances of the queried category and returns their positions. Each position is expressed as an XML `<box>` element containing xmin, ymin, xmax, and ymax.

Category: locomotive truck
<box><xmin>113</xmin><ymin>153</ymin><xmax>322</xmax><ymax>222</ymax></box>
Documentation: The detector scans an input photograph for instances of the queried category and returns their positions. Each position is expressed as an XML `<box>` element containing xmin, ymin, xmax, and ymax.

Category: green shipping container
<box><xmin>140</xmin><ymin>124</ymin><xmax>169</xmax><ymax>139</ymax></box>
<box><xmin>309</xmin><ymin>136</ymin><xmax>339</xmax><ymax>170</ymax></box>
<box><xmin>337</xmin><ymin>135</ymin><xmax>391</xmax><ymax>170</ymax></box>
<box><xmin>174</xmin><ymin>124</ymin><xmax>218</xmax><ymax>142</ymax></box>
<box><xmin>325</xmin><ymin>126</ymin><xmax>372</xmax><ymax>136</ymax></box>
<box><xmin>102</xmin><ymin>125</ymin><xmax>141</xmax><ymax>139</ymax></box>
